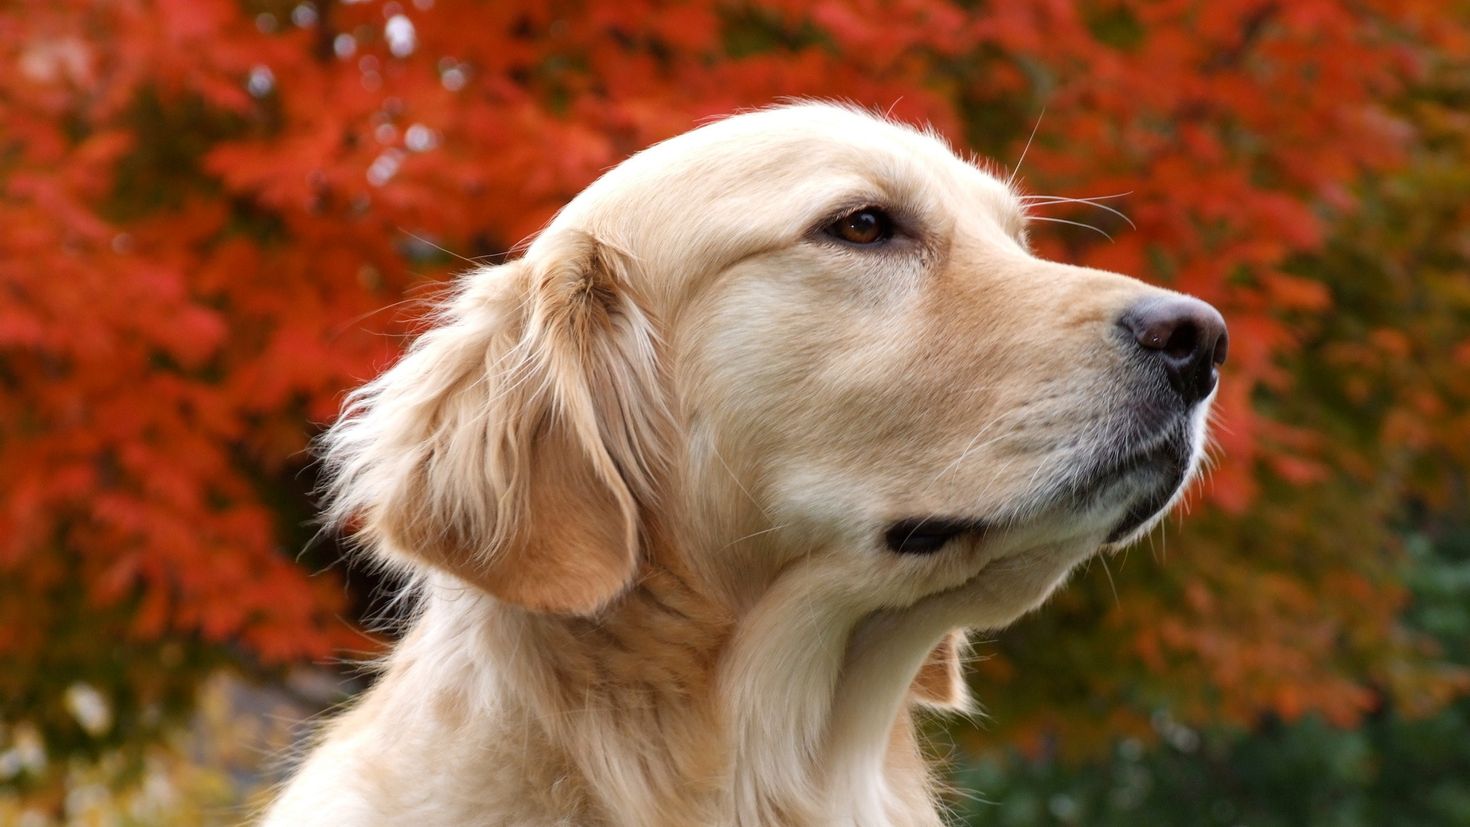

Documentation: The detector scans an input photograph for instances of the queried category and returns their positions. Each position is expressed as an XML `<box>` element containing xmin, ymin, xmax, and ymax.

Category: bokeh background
<box><xmin>3</xmin><ymin>0</ymin><xmax>1469</xmax><ymax>824</ymax></box>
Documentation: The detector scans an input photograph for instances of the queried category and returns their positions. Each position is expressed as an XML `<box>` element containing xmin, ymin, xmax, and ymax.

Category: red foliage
<box><xmin>1</xmin><ymin>0</ymin><xmax>1466</xmax><ymax>756</ymax></box>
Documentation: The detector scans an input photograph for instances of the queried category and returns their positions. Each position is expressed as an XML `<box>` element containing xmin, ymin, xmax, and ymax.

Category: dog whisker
<box><xmin>720</xmin><ymin>523</ymin><xmax>791</xmax><ymax>550</ymax></box>
<box><xmin>1027</xmin><ymin>214</ymin><xmax>1114</xmax><ymax>241</ymax></box>
<box><xmin>1005</xmin><ymin>106</ymin><xmax>1046</xmax><ymax>190</ymax></box>
<box><xmin>1022</xmin><ymin>195</ymin><xmax>1137</xmax><ymax>230</ymax></box>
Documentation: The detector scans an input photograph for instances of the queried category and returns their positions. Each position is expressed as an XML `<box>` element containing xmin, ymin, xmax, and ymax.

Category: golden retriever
<box><xmin>263</xmin><ymin>103</ymin><xmax>1226</xmax><ymax>826</ymax></box>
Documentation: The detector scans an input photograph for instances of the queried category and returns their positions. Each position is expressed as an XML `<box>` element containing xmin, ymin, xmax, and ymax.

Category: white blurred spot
<box><xmin>139</xmin><ymin>755</ymin><xmax>179</xmax><ymax>812</ymax></box>
<box><xmin>1119</xmin><ymin>737</ymin><xmax>1144</xmax><ymax>761</ymax></box>
<box><xmin>64</xmin><ymin>683</ymin><xmax>113</xmax><ymax>736</ymax></box>
<box><xmin>19</xmin><ymin>37</ymin><xmax>93</xmax><ymax>84</ymax></box>
<box><xmin>385</xmin><ymin>14</ymin><xmax>416</xmax><ymax>57</ymax></box>
<box><xmin>333</xmin><ymin>33</ymin><xmax>357</xmax><ymax>58</ymax></box>
<box><xmin>374</xmin><ymin>122</ymin><xmax>397</xmax><ymax>145</ymax></box>
<box><xmin>254</xmin><ymin>13</ymin><xmax>278</xmax><ymax>33</ymax></box>
<box><xmin>367</xmin><ymin>149</ymin><xmax>406</xmax><ymax>186</ymax></box>
<box><xmin>441</xmin><ymin>65</ymin><xmax>466</xmax><ymax>91</ymax></box>
<box><xmin>291</xmin><ymin>3</ymin><xmax>318</xmax><ymax>27</ymax></box>
<box><xmin>405</xmin><ymin>123</ymin><xmax>437</xmax><ymax>152</ymax></box>
<box><xmin>17</xmin><ymin>726</ymin><xmax>45</xmax><ymax>773</ymax></box>
<box><xmin>1047</xmin><ymin>794</ymin><xmax>1079</xmax><ymax>821</ymax></box>
<box><xmin>1151</xmin><ymin>708</ymin><xmax>1202</xmax><ymax>753</ymax></box>
<box><xmin>65</xmin><ymin>782</ymin><xmax>110</xmax><ymax>820</ymax></box>
<box><xmin>247</xmin><ymin>65</ymin><xmax>275</xmax><ymax>98</ymax></box>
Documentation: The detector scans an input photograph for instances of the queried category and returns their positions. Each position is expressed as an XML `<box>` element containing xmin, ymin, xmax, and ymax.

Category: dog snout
<box><xmin>1119</xmin><ymin>296</ymin><xmax>1228</xmax><ymax>406</ymax></box>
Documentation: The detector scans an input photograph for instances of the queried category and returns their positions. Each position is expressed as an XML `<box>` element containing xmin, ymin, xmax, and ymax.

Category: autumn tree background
<box><xmin>3</xmin><ymin>0</ymin><xmax>1469</xmax><ymax>823</ymax></box>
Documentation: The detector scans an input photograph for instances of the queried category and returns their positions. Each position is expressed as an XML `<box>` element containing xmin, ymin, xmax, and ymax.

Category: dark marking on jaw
<box><xmin>883</xmin><ymin>518</ymin><xmax>989</xmax><ymax>555</ymax></box>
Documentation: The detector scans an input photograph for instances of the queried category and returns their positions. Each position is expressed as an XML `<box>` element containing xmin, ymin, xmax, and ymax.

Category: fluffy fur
<box><xmin>263</xmin><ymin>103</ymin><xmax>1219</xmax><ymax>826</ymax></box>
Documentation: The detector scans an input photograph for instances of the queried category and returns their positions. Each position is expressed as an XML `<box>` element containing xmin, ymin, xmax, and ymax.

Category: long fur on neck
<box><xmin>266</xmin><ymin>548</ymin><xmax>956</xmax><ymax>827</ymax></box>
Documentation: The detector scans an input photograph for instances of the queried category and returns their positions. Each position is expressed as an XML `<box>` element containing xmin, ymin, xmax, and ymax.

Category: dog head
<box><xmin>321</xmin><ymin>103</ymin><xmax>1224</xmax><ymax>692</ymax></box>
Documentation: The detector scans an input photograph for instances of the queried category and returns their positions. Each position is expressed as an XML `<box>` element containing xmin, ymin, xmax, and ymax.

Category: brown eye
<box><xmin>827</xmin><ymin>208</ymin><xmax>893</xmax><ymax>246</ymax></box>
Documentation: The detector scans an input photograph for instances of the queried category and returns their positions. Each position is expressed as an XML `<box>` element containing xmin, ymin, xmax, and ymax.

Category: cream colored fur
<box><xmin>262</xmin><ymin>103</ymin><xmax>1217</xmax><ymax>826</ymax></box>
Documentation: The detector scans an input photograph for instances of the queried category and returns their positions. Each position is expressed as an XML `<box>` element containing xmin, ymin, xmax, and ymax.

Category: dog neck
<box><xmin>407</xmin><ymin>540</ymin><xmax>944</xmax><ymax>826</ymax></box>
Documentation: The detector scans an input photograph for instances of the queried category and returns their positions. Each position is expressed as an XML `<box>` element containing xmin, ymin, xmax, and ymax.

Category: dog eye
<box><xmin>826</xmin><ymin>208</ymin><xmax>894</xmax><ymax>246</ymax></box>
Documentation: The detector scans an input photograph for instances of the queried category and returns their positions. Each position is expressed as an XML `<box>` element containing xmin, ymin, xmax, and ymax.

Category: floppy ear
<box><xmin>320</xmin><ymin>232</ymin><xmax>668</xmax><ymax>615</ymax></box>
<box><xmin>910</xmin><ymin>629</ymin><xmax>970</xmax><ymax>711</ymax></box>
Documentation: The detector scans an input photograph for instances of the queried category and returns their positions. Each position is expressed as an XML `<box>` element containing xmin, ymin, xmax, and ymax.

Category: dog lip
<box><xmin>1102</xmin><ymin>445</ymin><xmax>1191</xmax><ymax>542</ymax></box>
<box><xmin>883</xmin><ymin>517</ymin><xmax>989</xmax><ymax>555</ymax></box>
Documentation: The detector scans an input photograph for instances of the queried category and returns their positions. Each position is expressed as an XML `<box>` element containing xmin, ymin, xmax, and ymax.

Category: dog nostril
<box><xmin>1120</xmin><ymin>296</ymin><xmax>1228</xmax><ymax>406</ymax></box>
<box><xmin>1211</xmin><ymin>329</ymin><xmax>1229</xmax><ymax>367</ymax></box>
<box><xmin>1161</xmin><ymin>321</ymin><xmax>1198</xmax><ymax>362</ymax></box>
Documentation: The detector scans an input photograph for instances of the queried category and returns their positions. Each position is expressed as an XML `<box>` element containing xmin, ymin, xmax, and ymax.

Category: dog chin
<box><xmin>1099</xmin><ymin>480</ymin><xmax>1189</xmax><ymax>550</ymax></box>
<box><xmin>937</xmin><ymin>471</ymin><xmax>1191</xmax><ymax>629</ymax></box>
<box><xmin>1048</xmin><ymin>411</ymin><xmax>1209</xmax><ymax>553</ymax></box>
<box><xmin>1100</xmin><ymin>431</ymin><xmax>1208</xmax><ymax>549</ymax></box>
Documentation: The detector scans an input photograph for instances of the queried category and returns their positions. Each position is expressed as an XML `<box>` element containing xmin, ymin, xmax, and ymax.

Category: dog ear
<box><xmin>910</xmin><ymin>630</ymin><xmax>970</xmax><ymax>711</ymax></box>
<box><xmin>320</xmin><ymin>232</ymin><xmax>668</xmax><ymax>615</ymax></box>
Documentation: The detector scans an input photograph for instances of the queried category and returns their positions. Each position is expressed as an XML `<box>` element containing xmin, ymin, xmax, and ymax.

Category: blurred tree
<box><xmin>0</xmin><ymin>0</ymin><xmax>1465</xmax><ymax>813</ymax></box>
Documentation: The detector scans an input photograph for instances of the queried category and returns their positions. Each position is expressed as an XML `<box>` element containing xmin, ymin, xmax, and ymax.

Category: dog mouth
<box><xmin>882</xmin><ymin>517</ymin><xmax>989</xmax><ymax>555</ymax></box>
<box><xmin>882</xmin><ymin>418</ymin><xmax>1197</xmax><ymax>556</ymax></box>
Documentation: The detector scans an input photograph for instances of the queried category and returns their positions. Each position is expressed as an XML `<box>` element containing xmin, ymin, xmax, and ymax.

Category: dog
<box><xmin>262</xmin><ymin>103</ymin><xmax>1226</xmax><ymax>826</ymax></box>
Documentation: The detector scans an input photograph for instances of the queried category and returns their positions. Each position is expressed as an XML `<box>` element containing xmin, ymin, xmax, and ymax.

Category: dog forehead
<box><xmin>558</xmin><ymin>104</ymin><xmax>1015</xmax><ymax>227</ymax></box>
<box><xmin>665</xmin><ymin>103</ymin><xmax>954</xmax><ymax>168</ymax></box>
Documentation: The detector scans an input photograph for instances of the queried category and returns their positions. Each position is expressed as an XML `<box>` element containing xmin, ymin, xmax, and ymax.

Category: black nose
<box><xmin>1119</xmin><ymin>296</ymin><xmax>1228</xmax><ymax>406</ymax></box>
